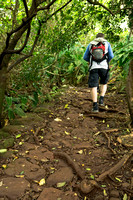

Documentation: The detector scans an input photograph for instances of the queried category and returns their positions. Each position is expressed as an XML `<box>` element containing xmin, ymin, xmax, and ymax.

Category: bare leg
<box><xmin>100</xmin><ymin>84</ymin><xmax>107</xmax><ymax>97</ymax></box>
<box><xmin>91</xmin><ymin>87</ymin><xmax>97</xmax><ymax>102</ymax></box>
<box><xmin>91</xmin><ymin>87</ymin><xmax>98</xmax><ymax>112</ymax></box>
<box><xmin>99</xmin><ymin>84</ymin><xmax>107</xmax><ymax>106</ymax></box>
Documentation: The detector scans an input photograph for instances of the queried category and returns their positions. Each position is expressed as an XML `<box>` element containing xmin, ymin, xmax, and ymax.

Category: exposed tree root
<box><xmin>94</xmin><ymin>128</ymin><xmax>119</xmax><ymax>136</ymax></box>
<box><xmin>54</xmin><ymin>150</ymin><xmax>133</xmax><ymax>194</ymax></box>
<box><xmin>53</xmin><ymin>152</ymin><xmax>85</xmax><ymax>180</ymax></box>
<box><xmin>102</xmin><ymin>132</ymin><xmax>116</xmax><ymax>154</ymax></box>
<box><xmin>33</xmin><ymin>127</ymin><xmax>41</xmax><ymax>145</ymax></box>
<box><xmin>80</xmin><ymin>150</ymin><xmax>133</xmax><ymax>194</ymax></box>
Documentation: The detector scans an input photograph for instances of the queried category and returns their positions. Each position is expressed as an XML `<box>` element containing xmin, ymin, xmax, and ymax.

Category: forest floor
<box><xmin>0</xmin><ymin>83</ymin><xmax>133</xmax><ymax>200</ymax></box>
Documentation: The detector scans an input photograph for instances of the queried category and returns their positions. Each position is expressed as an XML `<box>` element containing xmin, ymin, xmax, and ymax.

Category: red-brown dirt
<box><xmin>0</xmin><ymin>85</ymin><xmax>133</xmax><ymax>200</ymax></box>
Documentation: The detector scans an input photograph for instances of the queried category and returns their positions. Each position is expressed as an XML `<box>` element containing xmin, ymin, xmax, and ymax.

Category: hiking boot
<box><xmin>99</xmin><ymin>96</ymin><xmax>105</xmax><ymax>106</ymax></box>
<box><xmin>92</xmin><ymin>103</ymin><xmax>99</xmax><ymax>112</ymax></box>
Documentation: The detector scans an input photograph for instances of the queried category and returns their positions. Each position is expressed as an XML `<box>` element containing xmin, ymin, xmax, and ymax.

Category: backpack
<box><xmin>90</xmin><ymin>42</ymin><xmax>107</xmax><ymax>63</ymax></box>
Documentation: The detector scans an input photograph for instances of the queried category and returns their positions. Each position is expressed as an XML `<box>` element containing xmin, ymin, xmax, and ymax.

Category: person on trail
<box><xmin>83</xmin><ymin>33</ymin><xmax>114</xmax><ymax>112</ymax></box>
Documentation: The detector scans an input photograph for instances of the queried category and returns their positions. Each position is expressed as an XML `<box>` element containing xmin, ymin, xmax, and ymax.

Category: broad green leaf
<box><xmin>14</xmin><ymin>106</ymin><xmax>25</xmax><ymax>116</ymax></box>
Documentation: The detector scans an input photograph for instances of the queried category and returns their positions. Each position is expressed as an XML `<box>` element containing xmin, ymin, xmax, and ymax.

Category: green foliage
<box><xmin>112</xmin><ymin>36</ymin><xmax>133</xmax><ymax>78</ymax></box>
<box><xmin>5</xmin><ymin>42</ymin><xmax>88</xmax><ymax>119</ymax></box>
<box><xmin>42</xmin><ymin>43</ymin><xmax>88</xmax><ymax>86</ymax></box>
<box><xmin>4</xmin><ymin>96</ymin><xmax>25</xmax><ymax>120</ymax></box>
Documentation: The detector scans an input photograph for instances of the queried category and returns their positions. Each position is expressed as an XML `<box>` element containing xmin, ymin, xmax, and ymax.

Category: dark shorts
<box><xmin>88</xmin><ymin>68</ymin><xmax>110</xmax><ymax>88</ymax></box>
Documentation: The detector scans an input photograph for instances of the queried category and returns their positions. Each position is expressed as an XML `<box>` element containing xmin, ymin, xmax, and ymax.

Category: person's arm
<box><xmin>108</xmin><ymin>42</ymin><xmax>114</xmax><ymax>62</ymax></box>
<box><xmin>83</xmin><ymin>44</ymin><xmax>91</xmax><ymax>62</ymax></box>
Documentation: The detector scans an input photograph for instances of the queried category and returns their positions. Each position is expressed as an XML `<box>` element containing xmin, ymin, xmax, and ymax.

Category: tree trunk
<box><xmin>0</xmin><ymin>67</ymin><xmax>7</xmax><ymax>127</ymax></box>
<box><xmin>126</xmin><ymin>59</ymin><xmax>133</xmax><ymax>126</ymax></box>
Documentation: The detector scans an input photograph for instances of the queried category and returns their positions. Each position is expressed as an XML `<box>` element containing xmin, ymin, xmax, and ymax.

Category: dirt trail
<box><xmin>0</xmin><ymin>85</ymin><xmax>133</xmax><ymax>200</ymax></box>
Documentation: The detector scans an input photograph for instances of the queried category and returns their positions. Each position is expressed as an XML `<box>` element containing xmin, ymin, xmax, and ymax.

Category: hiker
<box><xmin>83</xmin><ymin>33</ymin><xmax>114</xmax><ymax>112</ymax></box>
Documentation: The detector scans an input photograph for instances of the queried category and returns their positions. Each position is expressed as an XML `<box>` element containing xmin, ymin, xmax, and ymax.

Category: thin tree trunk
<box><xmin>126</xmin><ymin>60</ymin><xmax>133</xmax><ymax>126</ymax></box>
<box><xmin>0</xmin><ymin>67</ymin><xmax>7</xmax><ymax>127</ymax></box>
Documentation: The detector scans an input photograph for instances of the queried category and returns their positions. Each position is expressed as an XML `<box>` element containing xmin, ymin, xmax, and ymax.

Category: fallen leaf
<box><xmin>0</xmin><ymin>149</ymin><xmax>7</xmax><ymax>153</ymax></box>
<box><xmin>50</xmin><ymin>167</ymin><xmax>55</xmax><ymax>170</ymax></box>
<box><xmin>4</xmin><ymin>119</ymin><xmax>8</xmax><ymax>126</ymax></box>
<box><xmin>115</xmin><ymin>177</ymin><xmax>122</xmax><ymax>182</ymax></box>
<box><xmin>54</xmin><ymin>118</ymin><xmax>62</xmax><ymax>122</ymax></box>
<box><xmin>57</xmin><ymin>182</ymin><xmax>66</xmax><ymax>187</ymax></box>
<box><xmin>16</xmin><ymin>134</ymin><xmax>21</xmax><ymax>139</ymax></box>
<box><xmin>126</xmin><ymin>129</ymin><xmax>130</xmax><ymax>132</ymax></box>
<box><xmin>2</xmin><ymin>165</ymin><xmax>7</xmax><ymax>169</ymax></box>
<box><xmin>13</xmin><ymin>156</ymin><xmax>18</xmax><ymax>161</ymax></box>
<box><xmin>90</xmin><ymin>174</ymin><xmax>95</xmax><ymax>179</ymax></box>
<box><xmin>19</xmin><ymin>142</ymin><xmax>23</xmax><ymax>145</ymax></box>
<box><xmin>39</xmin><ymin>178</ymin><xmax>45</xmax><ymax>186</ymax></box>
<box><xmin>15</xmin><ymin>175</ymin><xmax>24</xmax><ymax>178</ymax></box>
<box><xmin>0</xmin><ymin>181</ymin><xmax>3</xmax><ymax>187</ymax></box>
<box><xmin>65</xmin><ymin>131</ymin><xmax>70</xmax><ymax>135</ymax></box>
<box><xmin>103</xmin><ymin>189</ymin><xmax>107</xmax><ymax>196</ymax></box>
<box><xmin>101</xmin><ymin>185</ymin><xmax>106</xmax><ymax>188</ymax></box>
<box><xmin>41</xmin><ymin>158</ymin><xmax>49</xmax><ymax>162</ymax></box>
<box><xmin>86</xmin><ymin>168</ymin><xmax>91</xmax><ymax>171</ymax></box>
<box><xmin>123</xmin><ymin>193</ymin><xmax>128</xmax><ymax>200</ymax></box>
<box><xmin>78</xmin><ymin>150</ymin><xmax>83</xmax><ymax>154</ymax></box>
<box><xmin>64</xmin><ymin>104</ymin><xmax>69</xmax><ymax>109</ymax></box>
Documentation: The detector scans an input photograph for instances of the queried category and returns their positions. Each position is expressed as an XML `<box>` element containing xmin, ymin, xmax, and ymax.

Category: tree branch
<box><xmin>87</xmin><ymin>0</ymin><xmax>115</xmax><ymax>16</ymax></box>
<box><xmin>4</xmin><ymin>25</ymin><xmax>31</xmax><ymax>54</ymax></box>
<box><xmin>42</xmin><ymin>0</ymin><xmax>72</xmax><ymax>23</ymax></box>
<box><xmin>37</xmin><ymin>0</ymin><xmax>57</xmax><ymax>11</ymax></box>
<box><xmin>12</xmin><ymin>0</ymin><xmax>19</xmax><ymax>29</ymax></box>
<box><xmin>7</xmin><ymin>21</ymin><xmax>42</xmax><ymax>72</ymax></box>
<box><xmin>22</xmin><ymin>0</ymin><xmax>29</xmax><ymax>17</ymax></box>
<box><xmin>5</xmin><ymin>13</ymin><xmax>36</xmax><ymax>49</ymax></box>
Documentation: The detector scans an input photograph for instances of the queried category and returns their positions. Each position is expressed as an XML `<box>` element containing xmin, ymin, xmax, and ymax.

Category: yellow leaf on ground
<box><xmin>57</xmin><ymin>182</ymin><xmax>66</xmax><ymax>187</ymax></box>
<box><xmin>65</xmin><ymin>131</ymin><xmax>70</xmax><ymax>135</ymax></box>
<box><xmin>39</xmin><ymin>178</ymin><xmax>45</xmax><ymax>186</ymax></box>
<box><xmin>2</xmin><ymin>165</ymin><xmax>7</xmax><ymax>169</ymax></box>
<box><xmin>78</xmin><ymin>150</ymin><xmax>83</xmax><ymax>154</ymax></box>
<box><xmin>4</xmin><ymin>119</ymin><xmax>8</xmax><ymax>126</ymax></box>
<box><xmin>15</xmin><ymin>175</ymin><xmax>24</xmax><ymax>178</ymax></box>
<box><xmin>64</xmin><ymin>104</ymin><xmax>69</xmax><ymax>109</ymax></box>
<box><xmin>54</xmin><ymin>118</ymin><xmax>62</xmax><ymax>122</ymax></box>
<box><xmin>103</xmin><ymin>189</ymin><xmax>107</xmax><ymax>196</ymax></box>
